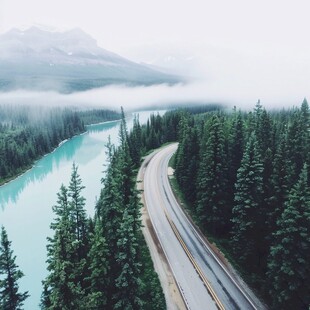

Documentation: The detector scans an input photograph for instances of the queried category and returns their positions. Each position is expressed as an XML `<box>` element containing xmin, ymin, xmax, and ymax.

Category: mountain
<box><xmin>0</xmin><ymin>27</ymin><xmax>179</xmax><ymax>92</ymax></box>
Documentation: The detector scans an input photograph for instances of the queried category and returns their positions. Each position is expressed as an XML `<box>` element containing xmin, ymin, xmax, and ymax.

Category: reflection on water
<box><xmin>0</xmin><ymin>131</ymin><xmax>84</xmax><ymax>209</ymax></box>
<box><xmin>0</xmin><ymin>113</ymin><xmax>161</xmax><ymax>309</ymax></box>
<box><xmin>0</xmin><ymin>120</ymin><xmax>121</xmax><ymax>209</ymax></box>
<box><xmin>86</xmin><ymin>119</ymin><xmax>120</xmax><ymax>133</ymax></box>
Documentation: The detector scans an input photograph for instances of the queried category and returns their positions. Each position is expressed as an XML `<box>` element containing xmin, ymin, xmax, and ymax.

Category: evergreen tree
<box><xmin>266</xmin><ymin>136</ymin><xmax>289</xmax><ymax>243</ymax></box>
<box><xmin>86</xmin><ymin>221</ymin><xmax>108</xmax><ymax>309</ymax></box>
<box><xmin>229</xmin><ymin>110</ymin><xmax>244</xmax><ymax>184</ymax></box>
<box><xmin>68</xmin><ymin>163</ymin><xmax>88</xmax><ymax>261</ymax></box>
<box><xmin>42</xmin><ymin>185</ymin><xmax>82</xmax><ymax>310</ymax></box>
<box><xmin>256</xmin><ymin>109</ymin><xmax>273</xmax><ymax>156</ymax></box>
<box><xmin>175</xmin><ymin>114</ymin><xmax>199</xmax><ymax>204</ymax></box>
<box><xmin>67</xmin><ymin>163</ymin><xmax>90</xmax><ymax>295</ymax></box>
<box><xmin>267</xmin><ymin>165</ymin><xmax>310</xmax><ymax>309</ymax></box>
<box><xmin>96</xmin><ymin>155</ymin><xmax>123</xmax><ymax>307</ymax></box>
<box><xmin>114</xmin><ymin>210</ymin><xmax>144</xmax><ymax>310</ymax></box>
<box><xmin>196</xmin><ymin>115</ymin><xmax>228</xmax><ymax>235</ymax></box>
<box><xmin>227</xmin><ymin>110</ymin><xmax>245</xmax><ymax>223</ymax></box>
<box><xmin>286</xmin><ymin>110</ymin><xmax>305</xmax><ymax>184</ymax></box>
<box><xmin>0</xmin><ymin>226</ymin><xmax>29</xmax><ymax>310</ymax></box>
<box><xmin>129</xmin><ymin>115</ymin><xmax>142</xmax><ymax>168</ymax></box>
<box><xmin>42</xmin><ymin>166</ymin><xmax>89</xmax><ymax>309</ymax></box>
<box><xmin>231</xmin><ymin>134</ymin><xmax>265</xmax><ymax>269</ymax></box>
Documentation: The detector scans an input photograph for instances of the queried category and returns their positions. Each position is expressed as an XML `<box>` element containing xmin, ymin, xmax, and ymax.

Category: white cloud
<box><xmin>0</xmin><ymin>78</ymin><xmax>307</xmax><ymax>112</ymax></box>
<box><xmin>0</xmin><ymin>0</ymin><xmax>309</xmax><ymax>107</ymax></box>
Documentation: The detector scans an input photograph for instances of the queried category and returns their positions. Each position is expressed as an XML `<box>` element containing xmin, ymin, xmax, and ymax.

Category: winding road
<box><xmin>141</xmin><ymin>143</ymin><xmax>264</xmax><ymax>310</ymax></box>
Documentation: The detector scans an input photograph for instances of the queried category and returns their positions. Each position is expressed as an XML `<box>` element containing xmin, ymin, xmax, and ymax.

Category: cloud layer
<box><xmin>0</xmin><ymin>76</ymin><xmax>307</xmax><ymax>113</ymax></box>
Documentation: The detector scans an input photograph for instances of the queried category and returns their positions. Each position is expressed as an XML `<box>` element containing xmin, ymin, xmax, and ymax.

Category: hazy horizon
<box><xmin>0</xmin><ymin>0</ymin><xmax>309</xmax><ymax>108</ymax></box>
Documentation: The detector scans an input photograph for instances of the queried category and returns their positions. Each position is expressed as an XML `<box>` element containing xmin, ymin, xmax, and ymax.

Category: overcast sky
<box><xmin>0</xmin><ymin>0</ymin><xmax>309</xmax><ymax>106</ymax></box>
<box><xmin>1</xmin><ymin>0</ymin><xmax>309</xmax><ymax>55</ymax></box>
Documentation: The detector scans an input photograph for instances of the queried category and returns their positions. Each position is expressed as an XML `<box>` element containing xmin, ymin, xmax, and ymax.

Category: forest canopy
<box><xmin>0</xmin><ymin>105</ymin><xmax>120</xmax><ymax>184</ymax></box>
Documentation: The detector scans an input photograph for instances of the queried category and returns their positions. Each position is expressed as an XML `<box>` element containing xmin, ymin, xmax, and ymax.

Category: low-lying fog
<box><xmin>0</xmin><ymin>76</ymin><xmax>308</xmax><ymax>112</ymax></box>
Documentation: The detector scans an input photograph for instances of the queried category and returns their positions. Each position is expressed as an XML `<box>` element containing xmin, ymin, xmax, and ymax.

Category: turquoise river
<box><xmin>0</xmin><ymin>111</ymin><xmax>162</xmax><ymax>309</ymax></box>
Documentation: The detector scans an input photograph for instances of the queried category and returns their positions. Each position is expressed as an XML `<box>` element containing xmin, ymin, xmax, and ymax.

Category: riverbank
<box><xmin>0</xmin><ymin>110</ymin><xmax>161</xmax><ymax>309</ymax></box>
<box><xmin>0</xmin><ymin>119</ymin><xmax>122</xmax><ymax>187</ymax></box>
<box><xmin>0</xmin><ymin>129</ymin><xmax>86</xmax><ymax>187</ymax></box>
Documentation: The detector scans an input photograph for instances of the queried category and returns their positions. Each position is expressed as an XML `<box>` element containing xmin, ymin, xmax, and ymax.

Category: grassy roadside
<box><xmin>168</xmin><ymin>154</ymin><xmax>267</xmax><ymax>306</ymax></box>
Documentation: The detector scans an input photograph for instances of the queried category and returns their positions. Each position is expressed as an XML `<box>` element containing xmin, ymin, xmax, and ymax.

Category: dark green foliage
<box><xmin>231</xmin><ymin>134</ymin><xmax>265</xmax><ymax>270</ymax></box>
<box><xmin>78</xmin><ymin>109</ymin><xmax>120</xmax><ymax>125</ymax></box>
<box><xmin>86</xmin><ymin>221</ymin><xmax>108</xmax><ymax>309</ymax></box>
<box><xmin>4</xmin><ymin>106</ymin><xmax>166</xmax><ymax>309</ymax></box>
<box><xmin>0</xmin><ymin>226</ymin><xmax>29</xmax><ymax>310</ymax></box>
<box><xmin>196</xmin><ymin>114</ymin><xmax>229</xmax><ymax>235</ymax></box>
<box><xmin>128</xmin><ymin>115</ymin><xmax>142</xmax><ymax>167</ymax></box>
<box><xmin>0</xmin><ymin>105</ymin><xmax>119</xmax><ymax>184</ymax></box>
<box><xmin>42</xmin><ymin>108</ymin><xmax>165</xmax><ymax>309</ymax></box>
<box><xmin>42</xmin><ymin>166</ymin><xmax>89</xmax><ymax>310</ymax></box>
<box><xmin>134</xmin><ymin>101</ymin><xmax>310</xmax><ymax>308</ymax></box>
<box><xmin>114</xmin><ymin>209</ymin><xmax>144</xmax><ymax>309</ymax></box>
<box><xmin>95</xmin><ymin>110</ymin><xmax>157</xmax><ymax>309</ymax></box>
<box><xmin>68</xmin><ymin>163</ymin><xmax>88</xmax><ymax>263</ymax></box>
<box><xmin>267</xmin><ymin>165</ymin><xmax>310</xmax><ymax>309</ymax></box>
<box><xmin>175</xmin><ymin>114</ymin><xmax>199</xmax><ymax>204</ymax></box>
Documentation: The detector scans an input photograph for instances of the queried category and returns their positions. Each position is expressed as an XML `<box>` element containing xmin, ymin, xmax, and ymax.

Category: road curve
<box><xmin>141</xmin><ymin>143</ymin><xmax>262</xmax><ymax>310</ymax></box>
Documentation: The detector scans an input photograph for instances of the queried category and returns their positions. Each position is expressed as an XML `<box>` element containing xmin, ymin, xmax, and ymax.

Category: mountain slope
<box><xmin>0</xmin><ymin>27</ymin><xmax>179</xmax><ymax>92</ymax></box>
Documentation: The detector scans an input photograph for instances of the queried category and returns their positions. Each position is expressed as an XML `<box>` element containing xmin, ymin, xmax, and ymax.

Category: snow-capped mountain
<box><xmin>0</xmin><ymin>27</ymin><xmax>178</xmax><ymax>92</ymax></box>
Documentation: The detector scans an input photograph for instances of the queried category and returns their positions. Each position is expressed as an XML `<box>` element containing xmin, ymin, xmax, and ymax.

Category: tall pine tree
<box><xmin>267</xmin><ymin>164</ymin><xmax>310</xmax><ymax>309</ymax></box>
<box><xmin>0</xmin><ymin>226</ymin><xmax>29</xmax><ymax>310</ymax></box>
<box><xmin>196</xmin><ymin>114</ymin><xmax>228</xmax><ymax>235</ymax></box>
<box><xmin>42</xmin><ymin>185</ymin><xmax>82</xmax><ymax>310</ymax></box>
<box><xmin>231</xmin><ymin>134</ymin><xmax>265</xmax><ymax>270</ymax></box>
<box><xmin>42</xmin><ymin>165</ymin><xmax>90</xmax><ymax>309</ymax></box>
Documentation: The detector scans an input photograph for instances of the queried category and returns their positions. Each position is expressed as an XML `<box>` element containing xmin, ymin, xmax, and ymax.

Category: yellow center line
<box><xmin>160</xmin><ymin>198</ymin><xmax>225</xmax><ymax>310</ymax></box>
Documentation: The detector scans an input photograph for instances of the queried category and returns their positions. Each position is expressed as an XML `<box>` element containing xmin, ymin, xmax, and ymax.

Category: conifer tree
<box><xmin>229</xmin><ymin>110</ymin><xmax>244</xmax><ymax>184</ymax></box>
<box><xmin>175</xmin><ymin>115</ymin><xmax>199</xmax><ymax>204</ymax></box>
<box><xmin>300</xmin><ymin>98</ymin><xmax>310</xmax><ymax>166</ymax></box>
<box><xmin>0</xmin><ymin>226</ymin><xmax>29</xmax><ymax>310</ymax></box>
<box><xmin>267</xmin><ymin>164</ymin><xmax>310</xmax><ymax>309</ymax></box>
<box><xmin>266</xmin><ymin>136</ymin><xmax>289</xmax><ymax>243</ymax></box>
<box><xmin>129</xmin><ymin>115</ymin><xmax>142</xmax><ymax>168</ymax></box>
<box><xmin>114</xmin><ymin>210</ymin><xmax>144</xmax><ymax>310</ymax></box>
<box><xmin>227</xmin><ymin>110</ymin><xmax>244</xmax><ymax>221</ymax></box>
<box><xmin>196</xmin><ymin>115</ymin><xmax>228</xmax><ymax>235</ymax></box>
<box><xmin>231</xmin><ymin>134</ymin><xmax>264</xmax><ymax>269</ymax></box>
<box><xmin>68</xmin><ymin>163</ymin><xmax>88</xmax><ymax>260</ymax></box>
<box><xmin>97</xmin><ymin>110</ymin><xmax>140</xmax><ymax>307</ymax></box>
<box><xmin>256</xmin><ymin>109</ymin><xmax>273</xmax><ymax>156</ymax></box>
<box><xmin>42</xmin><ymin>185</ymin><xmax>82</xmax><ymax>310</ymax></box>
<box><xmin>86</xmin><ymin>220</ymin><xmax>108</xmax><ymax>309</ymax></box>
<box><xmin>96</xmin><ymin>154</ymin><xmax>123</xmax><ymax>306</ymax></box>
<box><xmin>43</xmin><ymin>166</ymin><xmax>89</xmax><ymax>309</ymax></box>
<box><xmin>68</xmin><ymin>163</ymin><xmax>90</xmax><ymax>295</ymax></box>
<box><xmin>286</xmin><ymin>110</ymin><xmax>305</xmax><ymax>184</ymax></box>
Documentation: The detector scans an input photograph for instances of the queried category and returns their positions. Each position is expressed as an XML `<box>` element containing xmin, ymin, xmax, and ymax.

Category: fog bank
<box><xmin>0</xmin><ymin>78</ymin><xmax>308</xmax><ymax>112</ymax></box>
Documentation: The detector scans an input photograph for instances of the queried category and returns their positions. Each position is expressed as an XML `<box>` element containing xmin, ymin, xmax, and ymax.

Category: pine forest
<box><xmin>0</xmin><ymin>101</ymin><xmax>309</xmax><ymax>309</ymax></box>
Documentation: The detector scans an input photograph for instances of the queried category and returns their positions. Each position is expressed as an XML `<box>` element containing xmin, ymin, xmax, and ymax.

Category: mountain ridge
<box><xmin>0</xmin><ymin>27</ymin><xmax>179</xmax><ymax>93</ymax></box>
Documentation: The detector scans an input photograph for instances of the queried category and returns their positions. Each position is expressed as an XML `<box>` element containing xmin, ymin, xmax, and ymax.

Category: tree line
<box><xmin>127</xmin><ymin>102</ymin><xmax>310</xmax><ymax>309</ymax></box>
<box><xmin>0</xmin><ymin>109</ymin><xmax>165</xmax><ymax>309</ymax></box>
<box><xmin>0</xmin><ymin>105</ymin><xmax>120</xmax><ymax>184</ymax></box>
<box><xmin>41</xmin><ymin>111</ymin><xmax>164</xmax><ymax>309</ymax></box>
<box><xmin>2</xmin><ymin>102</ymin><xmax>309</xmax><ymax>309</ymax></box>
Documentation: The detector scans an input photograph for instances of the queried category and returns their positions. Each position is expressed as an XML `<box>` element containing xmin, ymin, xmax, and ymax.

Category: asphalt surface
<box><xmin>143</xmin><ymin>143</ymin><xmax>259</xmax><ymax>310</ymax></box>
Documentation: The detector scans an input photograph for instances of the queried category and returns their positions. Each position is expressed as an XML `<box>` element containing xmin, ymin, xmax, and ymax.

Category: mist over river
<box><xmin>0</xmin><ymin>111</ymin><xmax>162</xmax><ymax>309</ymax></box>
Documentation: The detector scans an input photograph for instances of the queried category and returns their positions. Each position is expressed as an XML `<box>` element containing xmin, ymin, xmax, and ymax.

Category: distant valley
<box><xmin>0</xmin><ymin>27</ymin><xmax>179</xmax><ymax>93</ymax></box>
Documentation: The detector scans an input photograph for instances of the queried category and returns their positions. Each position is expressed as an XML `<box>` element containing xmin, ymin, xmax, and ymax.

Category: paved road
<box><xmin>142</xmin><ymin>143</ymin><xmax>260</xmax><ymax>310</ymax></box>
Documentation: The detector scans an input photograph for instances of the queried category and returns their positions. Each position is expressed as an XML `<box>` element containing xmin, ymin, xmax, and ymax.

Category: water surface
<box><xmin>0</xmin><ymin>111</ymin><xmax>161</xmax><ymax>309</ymax></box>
